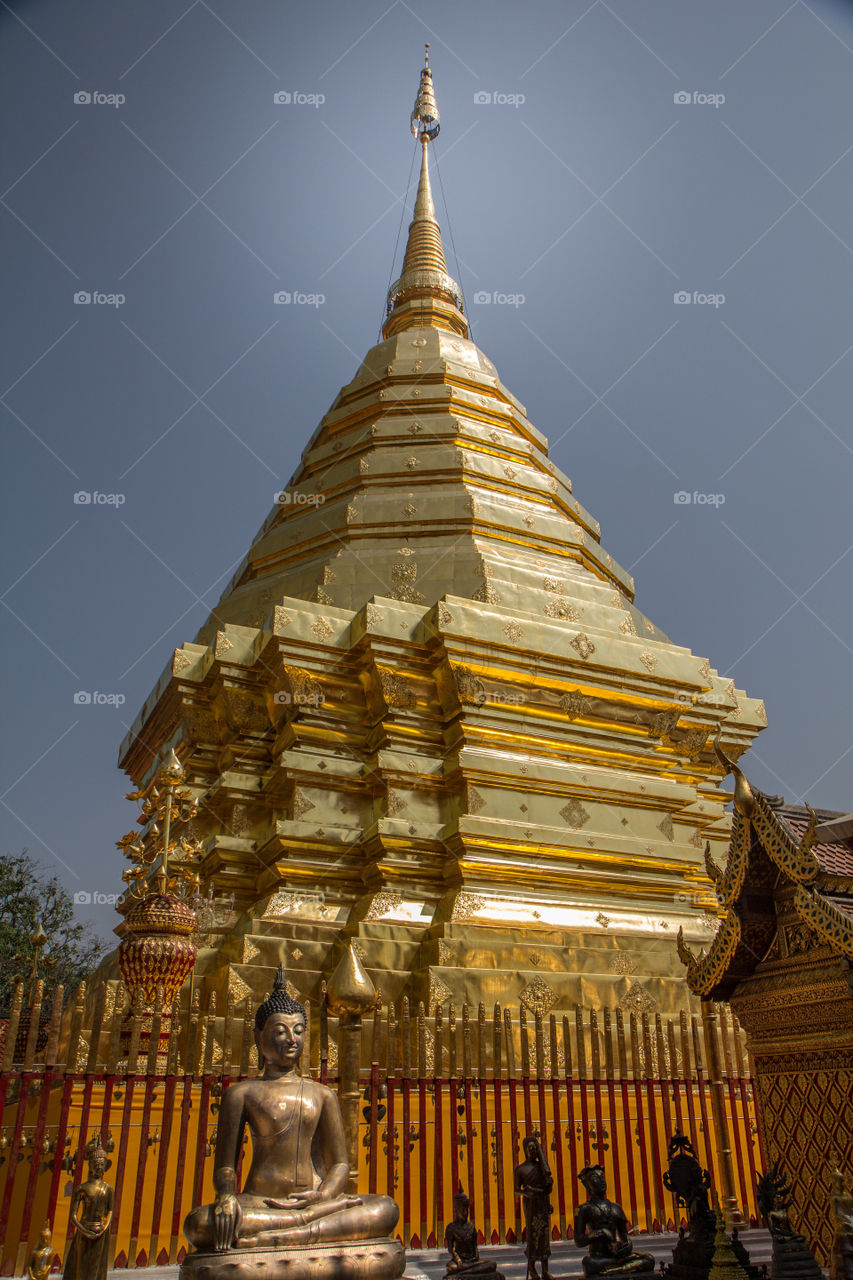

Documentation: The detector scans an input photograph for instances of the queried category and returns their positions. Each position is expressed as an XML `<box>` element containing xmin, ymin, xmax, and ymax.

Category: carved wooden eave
<box><xmin>678</xmin><ymin>753</ymin><xmax>853</xmax><ymax>998</ymax></box>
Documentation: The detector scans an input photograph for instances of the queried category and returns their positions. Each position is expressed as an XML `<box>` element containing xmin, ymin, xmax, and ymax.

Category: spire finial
<box><xmin>410</xmin><ymin>44</ymin><xmax>440</xmax><ymax>142</ymax></box>
<box><xmin>383</xmin><ymin>49</ymin><xmax>467</xmax><ymax>339</ymax></box>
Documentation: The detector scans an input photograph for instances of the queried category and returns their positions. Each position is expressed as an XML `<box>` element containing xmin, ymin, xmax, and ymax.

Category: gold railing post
<box><xmin>701</xmin><ymin>999</ymin><xmax>743</xmax><ymax>1227</ymax></box>
<box><xmin>326</xmin><ymin>944</ymin><xmax>376</xmax><ymax>1189</ymax></box>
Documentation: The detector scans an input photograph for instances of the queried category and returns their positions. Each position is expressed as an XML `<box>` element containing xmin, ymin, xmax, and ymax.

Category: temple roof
<box><xmin>677</xmin><ymin>744</ymin><xmax>853</xmax><ymax>999</ymax></box>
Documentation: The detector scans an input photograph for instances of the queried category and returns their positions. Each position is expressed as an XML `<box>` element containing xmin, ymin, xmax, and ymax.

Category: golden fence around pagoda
<box><xmin>0</xmin><ymin>980</ymin><xmax>764</xmax><ymax>1274</ymax></box>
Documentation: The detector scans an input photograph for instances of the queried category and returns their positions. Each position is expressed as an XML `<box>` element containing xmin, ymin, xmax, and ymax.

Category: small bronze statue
<box><xmin>514</xmin><ymin>1135</ymin><xmax>554</xmax><ymax>1280</ymax></box>
<box><xmin>444</xmin><ymin>1187</ymin><xmax>504</xmax><ymax>1280</ymax></box>
<box><xmin>662</xmin><ymin>1133</ymin><xmax>759</xmax><ymax>1280</ymax></box>
<box><xmin>28</xmin><ymin>1223</ymin><xmax>54</xmax><ymax>1280</ymax></box>
<box><xmin>574</xmin><ymin>1165</ymin><xmax>655</xmax><ymax>1277</ymax></box>
<box><xmin>62</xmin><ymin>1140</ymin><xmax>113</xmax><ymax>1280</ymax></box>
<box><xmin>664</xmin><ymin>1131</ymin><xmax>715</xmax><ymax>1237</ymax></box>
<box><xmin>756</xmin><ymin>1164</ymin><xmax>822</xmax><ymax>1280</ymax></box>
<box><xmin>182</xmin><ymin>966</ymin><xmax>402</xmax><ymax>1279</ymax></box>
<box><xmin>830</xmin><ymin>1164</ymin><xmax>853</xmax><ymax>1280</ymax></box>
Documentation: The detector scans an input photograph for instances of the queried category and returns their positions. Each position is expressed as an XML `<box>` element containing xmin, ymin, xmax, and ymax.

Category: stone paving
<box><xmin>107</xmin><ymin>1229</ymin><xmax>774</xmax><ymax>1280</ymax></box>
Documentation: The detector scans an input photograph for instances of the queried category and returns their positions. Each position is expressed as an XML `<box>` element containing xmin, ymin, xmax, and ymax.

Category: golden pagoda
<box><xmin>115</xmin><ymin>50</ymin><xmax>766</xmax><ymax>1021</ymax></box>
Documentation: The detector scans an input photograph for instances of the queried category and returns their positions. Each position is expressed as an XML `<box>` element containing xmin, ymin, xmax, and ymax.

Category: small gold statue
<box><xmin>514</xmin><ymin>1136</ymin><xmax>554</xmax><ymax>1280</ymax></box>
<box><xmin>62</xmin><ymin>1141</ymin><xmax>113</xmax><ymax>1280</ymax></box>
<box><xmin>830</xmin><ymin>1164</ymin><xmax>853</xmax><ymax>1280</ymax></box>
<box><xmin>28</xmin><ymin>1223</ymin><xmax>54</xmax><ymax>1280</ymax></box>
<box><xmin>574</xmin><ymin>1165</ymin><xmax>655</xmax><ymax>1276</ymax></box>
<box><xmin>181</xmin><ymin>967</ymin><xmax>403</xmax><ymax>1279</ymax></box>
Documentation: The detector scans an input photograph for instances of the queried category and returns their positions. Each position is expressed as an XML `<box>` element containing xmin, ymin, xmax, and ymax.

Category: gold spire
<box><xmin>383</xmin><ymin>46</ymin><xmax>467</xmax><ymax>339</ymax></box>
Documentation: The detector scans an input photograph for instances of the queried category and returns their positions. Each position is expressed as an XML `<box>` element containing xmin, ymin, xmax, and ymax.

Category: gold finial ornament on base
<box><xmin>62</xmin><ymin>1140</ymin><xmax>113</xmax><ymax>1280</ymax></box>
<box><xmin>180</xmin><ymin>964</ymin><xmax>403</xmax><ymax>1280</ymax></box>
<box><xmin>117</xmin><ymin>748</ymin><xmax>202</xmax><ymax>1054</ymax></box>
<box><xmin>326</xmin><ymin>943</ymin><xmax>377</xmax><ymax>1192</ymax></box>
<box><xmin>28</xmin><ymin>1223</ymin><xmax>54</xmax><ymax>1280</ymax></box>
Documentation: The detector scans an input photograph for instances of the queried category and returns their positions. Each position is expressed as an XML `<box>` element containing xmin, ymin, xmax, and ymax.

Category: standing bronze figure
<box><xmin>574</xmin><ymin>1165</ymin><xmax>654</xmax><ymax>1276</ymax></box>
<box><xmin>62</xmin><ymin>1141</ymin><xmax>113</xmax><ymax>1280</ymax></box>
<box><xmin>514</xmin><ymin>1136</ymin><xmax>554</xmax><ymax>1280</ymax></box>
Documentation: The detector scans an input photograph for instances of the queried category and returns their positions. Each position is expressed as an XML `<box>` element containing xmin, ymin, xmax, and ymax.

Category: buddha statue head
<box><xmin>253</xmin><ymin>966</ymin><xmax>307</xmax><ymax>1070</ymax></box>
<box><xmin>452</xmin><ymin>1188</ymin><xmax>470</xmax><ymax>1223</ymax></box>
<box><xmin>579</xmin><ymin>1165</ymin><xmax>607</xmax><ymax>1198</ymax></box>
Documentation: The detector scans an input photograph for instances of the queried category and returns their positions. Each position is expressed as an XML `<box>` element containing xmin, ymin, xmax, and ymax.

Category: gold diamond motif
<box><xmin>451</xmin><ymin>892</ymin><xmax>485</xmax><ymax>922</ymax></box>
<box><xmin>619</xmin><ymin>613</ymin><xmax>637</xmax><ymax>636</ymax></box>
<box><xmin>571</xmin><ymin>633</ymin><xmax>595</xmax><ymax>659</ymax></box>
<box><xmin>640</xmin><ymin>650</ymin><xmax>658</xmax><ymax>672</ymax></box>
<box><xmin>658</xmin><ymin>814</ymin><xmax>675</xmax><ymax>841</ymax></box>
<box><xmin>560</xmin><ymin>690</ymin><xmax>592</xmax><ymax>720</ymax></box>
<box><xmin>503</xmin><ymin>621</ymin><xmax>524</xmax><ymax>644</ymax></box>
<box><xmin>619</xmin><ymin>981</ymin><xmax>656</xmax><ymax>1017</ymax></box>
<box><xmin>385</xmin><ymin>790</ymin><xmax>407</xmax><ymax>816</ymax></box>
<box><xmin>311</xmin><ymin>618</ymin><xmax>333</xmax><ymax>642</ymax></box>
<box><xmin>438</xmin><ymin>603</ymin><xmax>453</xmax><ymax>626</ymax></box>
<box><xmin>242</xmin><ymin>937</ymin><xmax>260</xmax><ymax>963</ymax></box>
<box><xmin>228</xmin><ymin>968</ymin><xmax>252</xmax><ymax>1004</ymax></box>
<box><xmin>596</xmin><ymin>912</ymin><xmax>611</xmax><ymax>928</ymax></box>
<box><xmin>560</xmin><ymin>798</ymin><xmax>590</xmax><ymax>829</ymax></box>
<box><xmin>172</xmin><ymin>649</ymin><xmax>192</xmax><ymax>673</ymax></box>
<box><xmin>292</xmin><ymin>788</ymin><xmax>315</xmax><ymax>821</ymax></box>
<box><xmin>518</xmin><ymin>976</ymin><xmax>557</xmax><ymax>1017</ymax></box>
<box><xmin>215</xmin><ymin>632</ymin><xmax>233</xmax><ymax>656</ymax></box>
<box><xmin>467</xmin><ymin>785</ymin><xmax>485</xmax><ymax>814</ymax></box>
<box><xmin>429</xmin><ymin>972</ymin><xmax>453</xmax><ymax>1010</ymax></box>
<box><xmin>608</xmin><ymin>952</ymin><xmax>637</xmax><ymax>976</ymax></box>
<box><xmin>366</xmin><ymin>890</ymin><xmax>403</xmax><ymax>920</ymax></box>
<box><xmin>545</xmin><ymin>599</ymin><xmax>581</xmax><ymax>621</ymax></box>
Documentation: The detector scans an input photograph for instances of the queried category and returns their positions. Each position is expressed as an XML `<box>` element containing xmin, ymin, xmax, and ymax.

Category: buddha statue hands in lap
<box><xmin>183</xmin><ymin>969</ymin><xmax>399</xmax><ymax>1259</ymax></box>
<box><xmin>574</xmin><ymin>1166</ymin><xmax>654</xmax><ymax>1277</ymax></box>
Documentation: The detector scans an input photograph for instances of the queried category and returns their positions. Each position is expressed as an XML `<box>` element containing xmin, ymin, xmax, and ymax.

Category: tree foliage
<box><xmin>0</xmin><ymin>851</ymin><xmax>109</xmax><ymax>1009</ymax></box>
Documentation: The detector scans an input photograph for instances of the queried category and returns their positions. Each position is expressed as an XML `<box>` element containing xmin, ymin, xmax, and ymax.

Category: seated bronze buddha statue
<box><xmin>181</xmin><ymin>970</ymin><xmax>403</xmax><ymax>1279</ymax></box>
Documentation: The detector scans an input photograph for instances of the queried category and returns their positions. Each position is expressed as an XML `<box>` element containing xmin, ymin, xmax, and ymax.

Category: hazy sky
<box><xmin>2</xmin><ymin>0</ymin><xmax>851</xmax><ymax>935</ymax></box>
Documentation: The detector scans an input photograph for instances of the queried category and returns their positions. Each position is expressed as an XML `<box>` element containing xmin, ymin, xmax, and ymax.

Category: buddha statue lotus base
<box><xmin>179</xmin><ymin>1237</ymin><xmax>406</xmax><ymax>1280</ymax></box>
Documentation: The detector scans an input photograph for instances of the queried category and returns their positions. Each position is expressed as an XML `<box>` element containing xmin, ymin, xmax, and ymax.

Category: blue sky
<box><xmin>1</xmin><ymin>0</ymin><xmax>851</xmax><ymax>934</ymax></box>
